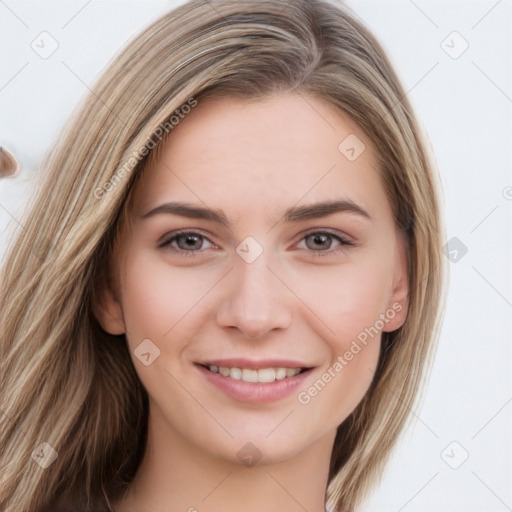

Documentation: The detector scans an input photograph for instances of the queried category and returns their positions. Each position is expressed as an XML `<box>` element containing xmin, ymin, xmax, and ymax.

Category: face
<box><xmin>95</xmin><ymin>93</ymin><xmax>408</xmax><ymax>465</ymax></box>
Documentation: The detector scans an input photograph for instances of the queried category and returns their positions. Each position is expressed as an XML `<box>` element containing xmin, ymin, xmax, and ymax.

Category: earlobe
<box><xmin>383</xmin><ymin>231</ymin><xmax>409</xmax><ymax>333</ymax></box>
<box><xmin>91</xmin><ymin>272</ymin><xmax>126</xmax><ymax>335</ymax></box>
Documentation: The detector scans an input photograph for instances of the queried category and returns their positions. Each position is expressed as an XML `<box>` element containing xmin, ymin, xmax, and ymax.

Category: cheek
<box><xmin>119</xmin><ymin>250</ymin><xmax>211</xmax><ymax>351</ymax></box>
<box><xmin>293</xmin><ymin>265</ymin><xmax>386</xmax><ymax>424</ymax></box>
<box><xmin>290</xmin><ymin>253</ymin><xmax>391</xmax><ymax>416</ymax></box>
<box><xmin>118</xmin><ymin>252</ymin><xmax>214</xmax><ymax>413</ymax></box>
<box><xmin>289</xmin><ymin>251</ymin><xmax>394</xmax><ymax>343</ymax></box>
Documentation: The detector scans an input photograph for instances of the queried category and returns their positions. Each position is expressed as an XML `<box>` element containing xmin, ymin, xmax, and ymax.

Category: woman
<box><xmin>0</xmin><ymin>1</ymin><xmax>447</xmax><ymax>511</ymax></box>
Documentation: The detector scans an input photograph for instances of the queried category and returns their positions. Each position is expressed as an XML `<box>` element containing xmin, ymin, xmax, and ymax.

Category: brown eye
<box><xmin>175</xmin><ymin>233</ymin><xmax>204</xmax><ymax>251</ymax></box>
<box><xmin>297</xmin><ymin>231</ymin><xmax>354</xmax><ymax>256</ymax></box>
<box><xmin>305</xmin><ymin>233</ymin><xmax>333</xmax><ymax>251</ymax></box>
<box><xmin>159</xmin><ymin>231</ymin><xmax>215</xmax><ymax>257</ymax></box>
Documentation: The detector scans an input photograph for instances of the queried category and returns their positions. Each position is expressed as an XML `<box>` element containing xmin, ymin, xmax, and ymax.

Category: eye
<box><xmin>297</xmin><ymin>230</ymin><xmax>354</xmax><ymax>255</ymax></box>
<box><xmin>159</xmin><ymin>231</ymin><xmax>216</xmax><ymax>257</ymax></box>
<box><xmin>159</xmin><ymin>229</ymin><xmax>354</xmax><ymax>258</ymax></box>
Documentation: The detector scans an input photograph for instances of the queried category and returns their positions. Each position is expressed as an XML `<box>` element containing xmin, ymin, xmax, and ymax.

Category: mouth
<box><xmin>197</xmin><ymin>363</ymin><xmax>312</xmax><ymax>383</ymax></box>
<box><xmin>195</xmin><ymin>360</ymin><xmax>315</xmax><ymax>403</ymax></box>
<box><xmin>194</xmin><ymin>358</ymin><xmax>316</xmax><ymax>403</ymax></box>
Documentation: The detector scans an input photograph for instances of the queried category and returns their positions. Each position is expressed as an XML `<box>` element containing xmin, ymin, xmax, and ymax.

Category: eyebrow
<box><xmin>138</xmin><ymin>199</ymin><xmax>372</xmax><ymax>226</ymax></box>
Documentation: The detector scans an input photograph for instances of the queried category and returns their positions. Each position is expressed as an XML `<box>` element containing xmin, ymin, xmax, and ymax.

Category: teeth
<box><xmin>241</xmin><ymin>369</ymin><xmax>258</xmax><ymax>382</ymax></box>
<box><xmin>285</xmin><ymin>368</ymin><xmax>297</xmax><ymax>377</ymax></box>
<box><xmin>230</xmin><ymin>367</ymin><xmax>242</xmax><ymax>380</ymax></box>
<box><xmin>257</xmin><ymin>368</ymin><xmax>275</xmax><ymax>383</ymax></box>
<box><xmin>207</xmin><ymin>365</ymin><xmax>302</xmax><ymax>383</ymax></box>
<box><xmin>275</xmin><ymin>368</ymin><xmax>287</xmax><ymax>380</ymax></box>
<box><xmin>219</xmin><ymin>366</ymin><xmax>230</xmax><ymax>377</ymax></box>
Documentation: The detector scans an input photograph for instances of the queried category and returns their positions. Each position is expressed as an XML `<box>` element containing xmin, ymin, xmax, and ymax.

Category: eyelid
<box><xmin>159</xmin><ymin>227</ymin><xmax>355</xmax><ymax>257</ymax></box>
<box><xmin>297</xmin><ymin>227</ymin><xmax>354</xmax><ymax>245</ymax></box>
<box><xmin>158</xmin><ymin>229</ymin><xmax>217</xmax><ymax>250</ymax></box>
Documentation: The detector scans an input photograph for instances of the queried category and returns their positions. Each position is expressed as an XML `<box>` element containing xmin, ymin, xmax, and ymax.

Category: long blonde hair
<box><xmin>0</xmin><ymin>1</ymin><xmax>447</xmax><ymax>511</ymax></box>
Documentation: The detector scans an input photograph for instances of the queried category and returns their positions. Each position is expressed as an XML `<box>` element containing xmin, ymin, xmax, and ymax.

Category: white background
<box><xmin>1</xmin><ymin>1</ymin><xmax>511</xmax><ymax>511</ymax></box>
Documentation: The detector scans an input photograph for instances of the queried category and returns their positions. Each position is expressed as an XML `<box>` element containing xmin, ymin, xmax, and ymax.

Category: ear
<box><xmin>91</xmin><ymin>265</ymin><xmax>126</xmax><ymax>335</ymax></box>
<box><xmin>383</xmin><ymin>230</ymin><xmax>409</xmax><ymax>332</ymax></box>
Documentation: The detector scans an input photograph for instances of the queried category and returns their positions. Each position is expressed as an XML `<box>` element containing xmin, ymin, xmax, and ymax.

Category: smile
<box><xmin>195</xmin><ymin>360</ymin><xmax>314</xmax><ymax>403</ymax></box>
<box><xmin>202</xmin><ymin>364</ymin><xmax>307</xmax><ymax>383</ymax></box>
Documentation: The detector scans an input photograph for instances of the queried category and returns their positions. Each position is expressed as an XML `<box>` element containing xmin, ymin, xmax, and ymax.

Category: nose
<box><xmin>216</xmin><ymin>250</ymin><xmax>293</xmax><ymax>339</ymax></box>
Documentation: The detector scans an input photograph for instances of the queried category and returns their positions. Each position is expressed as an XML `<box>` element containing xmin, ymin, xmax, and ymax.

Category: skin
<box><xmin>95</xmin><ymin>93</ymin><xmax>409</xmax><ymax>512</ymax></box>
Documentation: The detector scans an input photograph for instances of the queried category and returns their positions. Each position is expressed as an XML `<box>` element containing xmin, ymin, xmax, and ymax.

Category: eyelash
<box><xmin>158</xmin><ymin>229</ymin><xmax>354</xmax><ymax>258</ymax></box>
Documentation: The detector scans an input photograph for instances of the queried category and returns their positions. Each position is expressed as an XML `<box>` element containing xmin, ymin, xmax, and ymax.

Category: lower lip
<box><xmin>196</xmin><ymin>364</ymin><xmax>313</xmax><ymax>404</ymax></box>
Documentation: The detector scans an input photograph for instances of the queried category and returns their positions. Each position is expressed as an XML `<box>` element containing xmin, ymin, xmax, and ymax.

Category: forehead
<box><xmin>131</xmin><ymin>93</ymin><xmax>391</xmax><ymax>226</ymax></box>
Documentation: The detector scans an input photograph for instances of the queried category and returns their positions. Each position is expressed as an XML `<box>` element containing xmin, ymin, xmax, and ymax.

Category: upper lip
<box><xmin>197</xmin><ymin>358</ymin><xmax>314</xmax><ymax>370</ymax></box>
